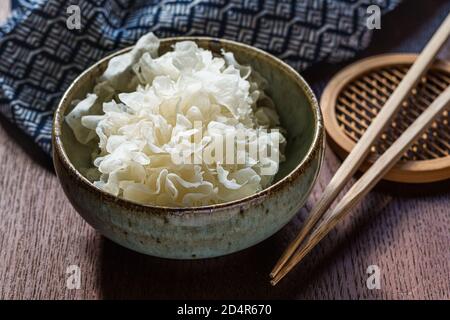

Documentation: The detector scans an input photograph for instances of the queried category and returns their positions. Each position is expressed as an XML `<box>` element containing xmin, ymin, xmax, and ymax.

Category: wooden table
<box><xmin>0</xmin><ymin>1</ymin><xmax>449</xmax><ymax>300</ymax></box>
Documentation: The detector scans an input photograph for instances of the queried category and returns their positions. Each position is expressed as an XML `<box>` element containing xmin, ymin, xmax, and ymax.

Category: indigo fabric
<box><xmin>0</xmin><ymin>0</ymin><xmax>399</xmax><ymax>155</ymax></box>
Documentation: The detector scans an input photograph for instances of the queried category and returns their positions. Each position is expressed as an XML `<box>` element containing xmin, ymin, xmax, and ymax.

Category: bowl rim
<box><xmin>53</xmin><ymin>36</ymin><xmax>323</xmax><ymax>213</ymax></box>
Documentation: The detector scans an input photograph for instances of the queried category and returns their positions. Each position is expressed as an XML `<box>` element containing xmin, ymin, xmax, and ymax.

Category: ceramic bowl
<box><xmin>52</xmin><ymin>37</ymin><xmax>324</xmax><ymax>259</ymax></box>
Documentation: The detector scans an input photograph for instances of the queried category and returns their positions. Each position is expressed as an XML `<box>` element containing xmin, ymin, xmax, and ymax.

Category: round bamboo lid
<box><xmin>321</xmin><ymin>54</ymin><xmax>450</xmax><ymax>184</ymax></box>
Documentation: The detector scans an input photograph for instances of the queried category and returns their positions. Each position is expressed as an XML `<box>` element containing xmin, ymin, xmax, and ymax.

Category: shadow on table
<box><xmin>97</xmin><ymin>224</ymin><xmax>314</xmax><ymax>300</ymax></box>
<box><xmin>97</xmin><ymin>192</ymin><xmax>398</xmax><ymax>300</ymax></box>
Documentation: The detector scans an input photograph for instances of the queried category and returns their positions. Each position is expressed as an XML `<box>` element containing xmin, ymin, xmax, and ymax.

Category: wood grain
<box><xmin>0</xmin><ymin>0</ymin><xmax>449</xmax><ymax>300</ymax></box>
<box><xmin>271</xmin><ymin>86</ymin><xmax>450</xmax><ymax>285</ymax></box>
<box><xmin>320</xmin><ymin>54</ymin><xmax>450</xmax><ymax>183</ymax></box>
<box><xmin>0</xmin><ymin>115</ymin><xmax>448</xmax><ymax>299</ymax></box>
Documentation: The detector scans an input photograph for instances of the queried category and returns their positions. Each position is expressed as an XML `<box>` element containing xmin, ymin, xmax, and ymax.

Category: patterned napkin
<box><xmin>0</xmin><ymin>0</ymin><xmax>399</xmax><ymax>155</ymax></box>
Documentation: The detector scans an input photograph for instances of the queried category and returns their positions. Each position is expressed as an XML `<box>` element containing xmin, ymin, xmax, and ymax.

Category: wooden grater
<box><xmin>321</xmin><ymin>54</ymin><xmax>450</xmax><ymax>183</ymax></box>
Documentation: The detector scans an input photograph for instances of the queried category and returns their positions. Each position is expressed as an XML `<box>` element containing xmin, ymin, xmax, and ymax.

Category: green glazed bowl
<box><xmin>52</xmin><ymin>37</ymin><xmax>325</xmax><ymax>259</ymax></box>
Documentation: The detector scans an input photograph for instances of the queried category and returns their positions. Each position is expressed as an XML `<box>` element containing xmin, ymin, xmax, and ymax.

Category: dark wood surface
<box><xmin>1</xmin><ymin>115</ymin><xmax>448</xmax><ymax>299</ymax></box>
<box><xmin>0</xmin><ymin>1</ymin><xmax>449</xmax><ymax>299</ymax></box>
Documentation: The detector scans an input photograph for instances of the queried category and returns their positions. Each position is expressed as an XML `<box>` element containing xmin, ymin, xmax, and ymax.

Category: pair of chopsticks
<box><xmin>270</xmin><ymin>13</ymin><xmax>450</xmax><ymax>286</ymax></box>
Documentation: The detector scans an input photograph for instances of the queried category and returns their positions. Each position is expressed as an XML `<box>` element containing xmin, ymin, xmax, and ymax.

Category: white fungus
<box><xmin>66</xmin><ymin>33</ymin><xmax>286</xmax><ymax>207</ymax></box>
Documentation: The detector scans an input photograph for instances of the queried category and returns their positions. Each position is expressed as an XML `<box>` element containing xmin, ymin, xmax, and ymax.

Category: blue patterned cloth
<box><xmin>0</xmin><ymin>0</ymin><xmax>399</xmax><ymax>155</ymax></box>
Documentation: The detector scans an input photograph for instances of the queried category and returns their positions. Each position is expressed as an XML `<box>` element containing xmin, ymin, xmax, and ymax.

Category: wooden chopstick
<box><xmin>270</xmin><ymin>12</ymin><xmax>450</xmax><ymax>281</ymax></box>
<box><xmin>270</xmin><ymin>85</ymin><xmax>450</xmax><ymax>285</ymax></box>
